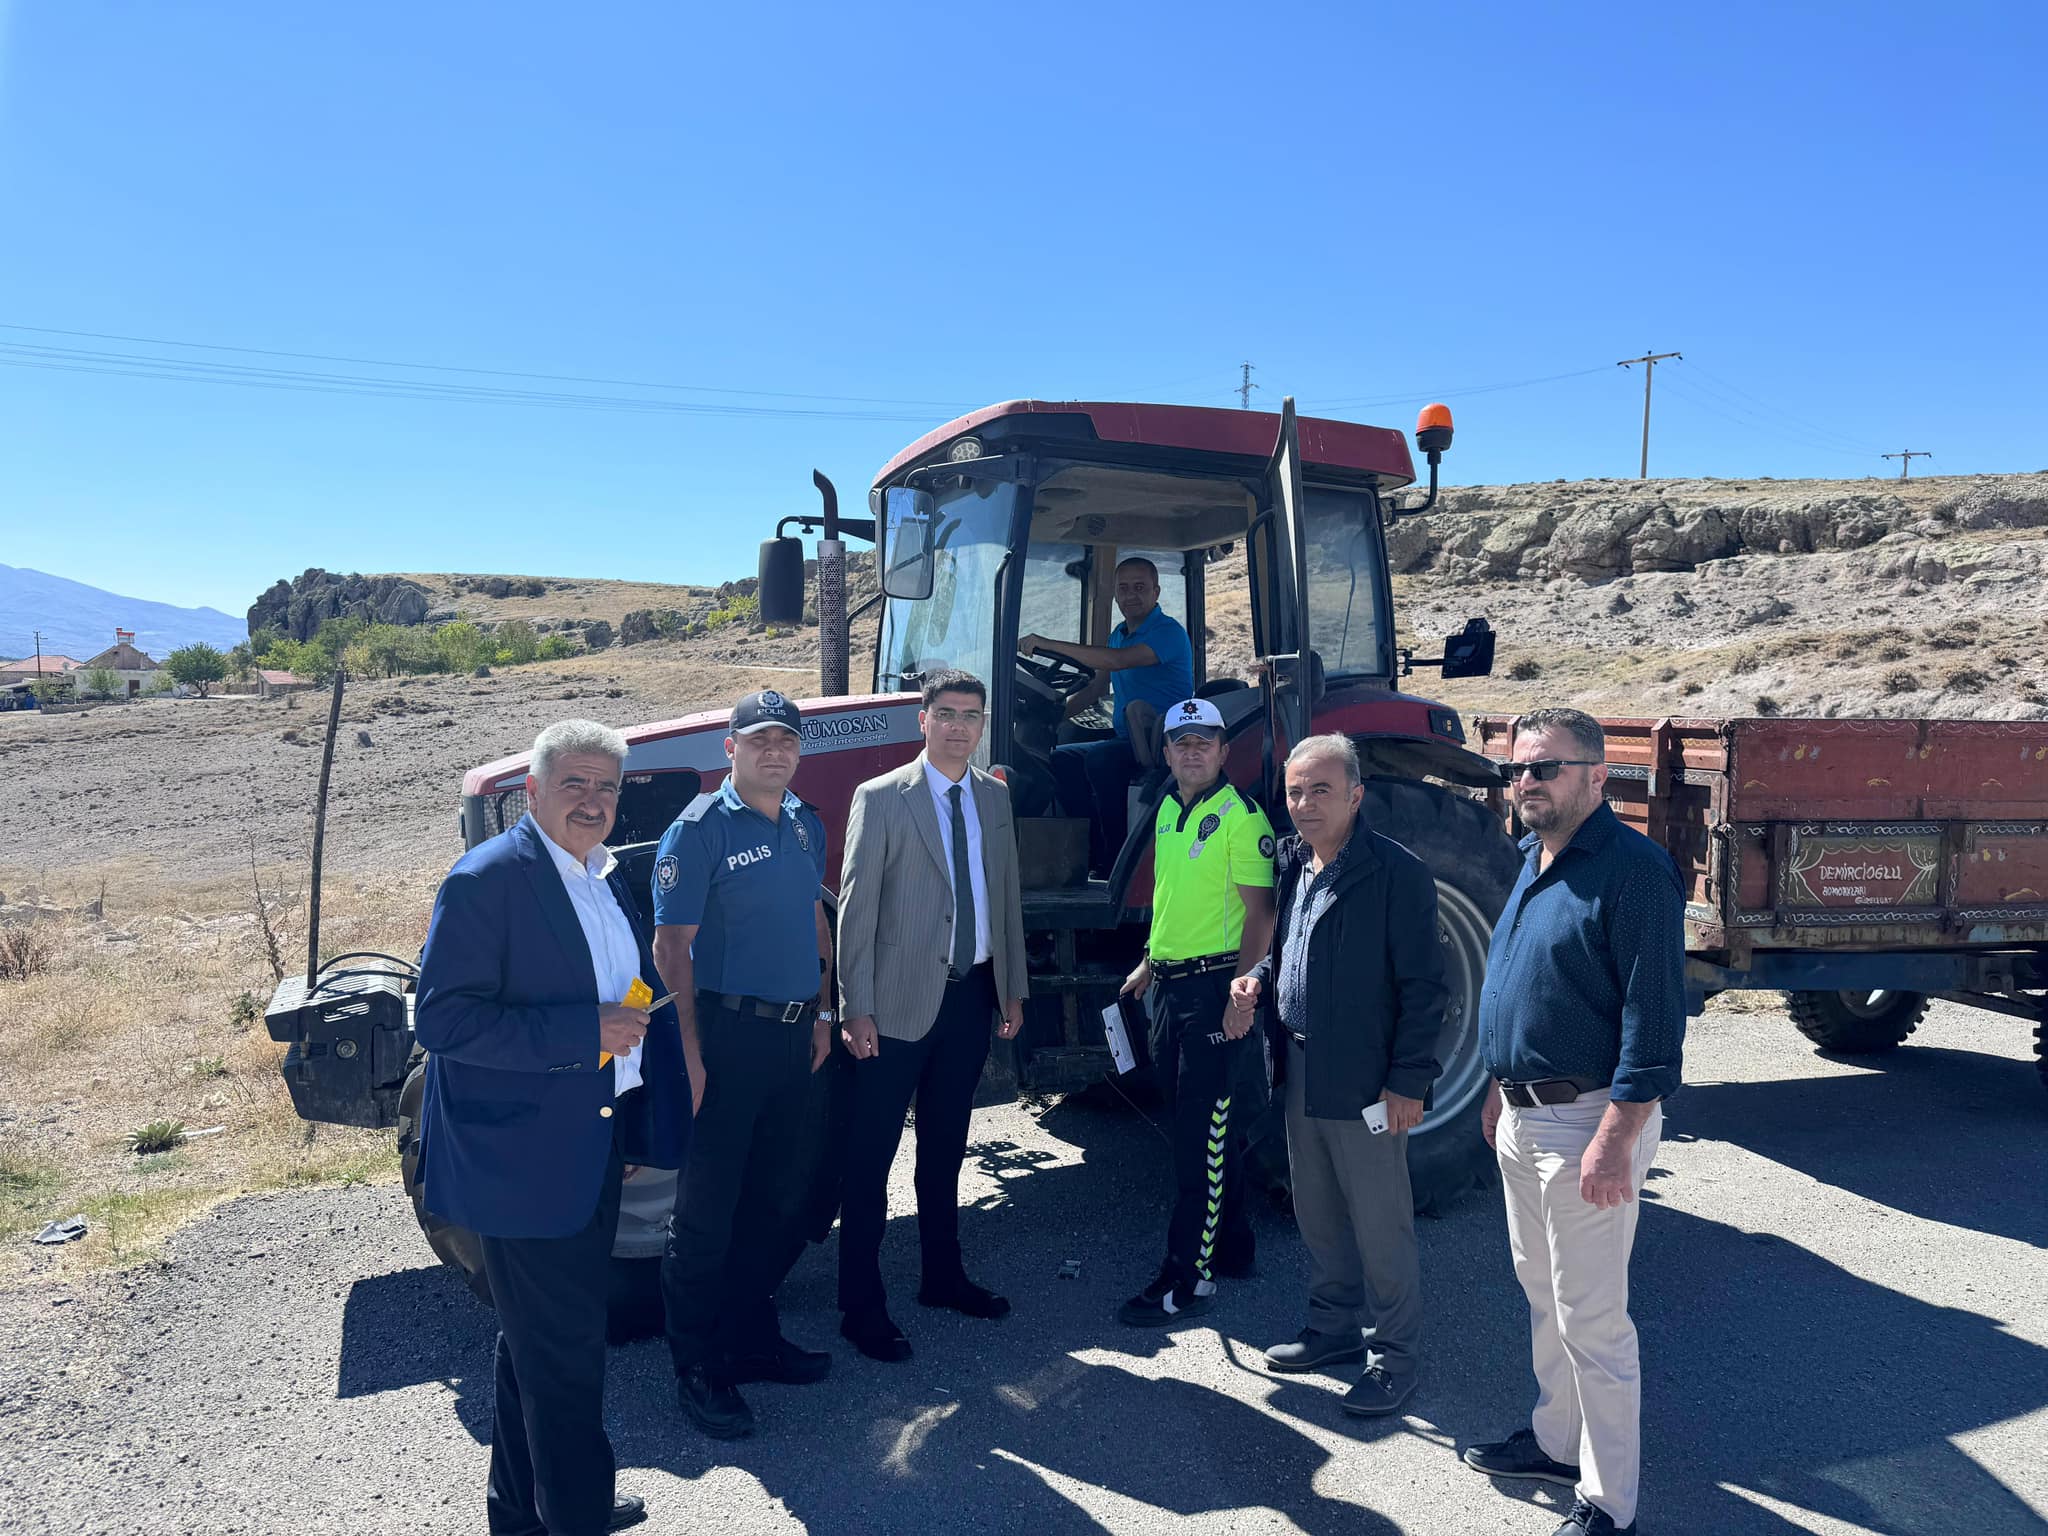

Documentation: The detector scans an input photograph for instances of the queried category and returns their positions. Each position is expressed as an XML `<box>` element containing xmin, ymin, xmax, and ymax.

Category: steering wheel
<box><xmin>1016</xmin><ymin>646</ymin><xmax>1096</xmax><ymax>699</ymax></box>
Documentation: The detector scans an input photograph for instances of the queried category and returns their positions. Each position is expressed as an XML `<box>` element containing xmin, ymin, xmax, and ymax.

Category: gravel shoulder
<box><xmin>4</xmin><ymin>998</ymin><xmax>2044</xmax><ymax>1536</ymax></box>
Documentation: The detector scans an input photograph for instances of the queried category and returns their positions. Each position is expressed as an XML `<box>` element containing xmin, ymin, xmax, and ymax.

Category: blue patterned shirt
<box><xmin>1276</xmin><ymin>836</ymin><xmax>1349</xmax><ymax>1040</ymax></box>
<box><xmin>1477</xmin><ymin>802</ymin><xmax>1687</xmax><ymax>1103</ymax></box>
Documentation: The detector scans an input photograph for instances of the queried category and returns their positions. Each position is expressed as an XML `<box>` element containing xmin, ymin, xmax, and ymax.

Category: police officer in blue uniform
<box><xmin>652</xmin><ymin>690</ymin><xmax>836</xmax><ymax>1440</ymax></box>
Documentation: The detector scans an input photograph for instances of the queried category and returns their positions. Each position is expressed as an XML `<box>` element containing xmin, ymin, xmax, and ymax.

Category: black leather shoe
<box><xmin>676</xmin><ymin>1364</ymin><xmax>754</xmax><ymax>1439</ymax></box>
<box><xmin>608</xmin><ymin>1492</ymin><xmax>648</xmax><ymax>1531</ymax></box>
<box><xmin>1554</xmin><ymin>1496</ymin><xmax>1634</xmax><ymax>1535</ymax></box>
<box><xmin>917</xmin><ymin>1276</ymin><xmax>1011</xmax><ymax>1319</ymax></box>
<box><xmin>841</xmin><ymin>1310</ymin><xmax>913</xmax><ymax>1362</ymax></box>
<box><xmin>1462</xmin><ymin>1427</ymin><xmax>1581</xmax><ymax>1486</ymax></box>
<box><xmin>724</xmin><ymin>1335</ymin><xmax>832</xmax><ymax>1386</ymax></box>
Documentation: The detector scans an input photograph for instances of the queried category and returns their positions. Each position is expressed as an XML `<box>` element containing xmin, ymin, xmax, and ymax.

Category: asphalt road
<box><xmin>4</xmin><ymin>998</ymin><xmax>2045</xmax><ymax>1536</ymax></box>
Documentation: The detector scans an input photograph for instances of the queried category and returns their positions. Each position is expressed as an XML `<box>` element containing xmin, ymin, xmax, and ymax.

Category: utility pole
<box><xmin>1237</xmin><ymin>361</ymin><xmax>1258</xmax><ymax>410</ymax></box>
<box><xmin>1882</xmin><ymin>450</ymin><xmax>1932</xmax><ymax>479</ymax></box>
<box><xmin>1616</xmin><ymin>350</ymin><xmax>1682</xmax><ymax>479</ymax></box>
<box><xmin>33</xmin><ymin>629</ymin><xmax>43</xmax><ymax>677</ymax></box>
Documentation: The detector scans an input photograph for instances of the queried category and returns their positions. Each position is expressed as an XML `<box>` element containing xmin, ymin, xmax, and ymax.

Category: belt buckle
<box><xmin>780</xmin><ymin>1001</ymin><xmax>806</xmax><ymax>1024</ymax></box>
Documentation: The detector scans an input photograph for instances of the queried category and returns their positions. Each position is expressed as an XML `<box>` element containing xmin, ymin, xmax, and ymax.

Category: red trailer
<box><xmin>1472</xmin><ymin>714</ymin><xmax>2048</xmax><ymax>1083</ymax></box>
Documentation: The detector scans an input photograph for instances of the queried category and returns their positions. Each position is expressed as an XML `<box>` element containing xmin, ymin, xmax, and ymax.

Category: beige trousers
<box><xmin>1498</xmin><ymin>1097</ymin><xmax>1662</xmax><ymax>1529</ymax></box>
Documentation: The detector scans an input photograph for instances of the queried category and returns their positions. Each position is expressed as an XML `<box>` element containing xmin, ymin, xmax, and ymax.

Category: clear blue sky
<box><xmin>2</xmin><ymin>1</ymin><xmax>2042</xmax><ymax>617</ymax></box>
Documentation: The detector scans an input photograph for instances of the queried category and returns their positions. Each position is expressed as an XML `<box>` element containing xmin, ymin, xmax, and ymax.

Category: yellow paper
<box><xmin>605</xmin><ymin>977</ymin><xmax>655</xmax><ymax>1065</ymax></box>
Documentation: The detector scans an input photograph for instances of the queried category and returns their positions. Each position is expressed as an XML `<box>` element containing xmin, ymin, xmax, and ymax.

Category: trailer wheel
<box><xmin>1788</xmin><ymin>990</ymin><xmax>1928</xmax><ymax>1054</ymax></box>
<box><xmin>394</xmin><ymin>1055</ymin><xmax>493</xmax><ymax>1306</ymax></box>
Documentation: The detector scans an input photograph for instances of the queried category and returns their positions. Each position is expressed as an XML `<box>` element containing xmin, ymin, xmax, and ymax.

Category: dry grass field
<box><xmin>0</xmin><ymin>654</ymin><xmax>808</xmax><ymax>1282</ymax></box>
<box><xmin>0</xmin><ymin>865</ymin><xmax>426</xmax><ymax>1279</ymax></box>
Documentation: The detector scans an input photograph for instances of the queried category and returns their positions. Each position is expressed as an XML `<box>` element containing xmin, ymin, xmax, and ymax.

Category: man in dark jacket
<box><xmin>416</xmin><ymin>718</ymin><xmax>690</xmax><ymax>1535</ymax></box>
<box><xmin>1232</xmin><ymin>734</ymin><xmax>1447</xmax><ymax>1418</ymax></box>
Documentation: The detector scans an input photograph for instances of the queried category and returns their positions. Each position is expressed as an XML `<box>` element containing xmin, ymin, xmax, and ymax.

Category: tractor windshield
<box><xmin>876</xmin><ymin>477</ymin><xmax>1021</xmax><ymax>702</ymax></box>
<box><xmin>1301</xmin><ymin>486</ymin><xmax>1392</xmax><ymax>681</ymax></box>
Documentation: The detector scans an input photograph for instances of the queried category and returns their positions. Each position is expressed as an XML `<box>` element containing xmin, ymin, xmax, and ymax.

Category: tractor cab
<box><xmin>846</xmin><ymin>399</ymin><xmax>1491</xmax><ymax>915</ymax></box>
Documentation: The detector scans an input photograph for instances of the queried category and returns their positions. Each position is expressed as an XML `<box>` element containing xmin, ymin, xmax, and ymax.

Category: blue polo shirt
<box><xmin>652</xmin><ymin>779</ymin><xmax>828</xmax><ymax>1005</ymax></box>
<box><xmin>1476</xmin><ymin>803</ymin><xmax>1687</xmax><ymax>1103</ymax></box>
<box><xmin>1109</xmin><ymin>605</ymin><xmax>1195</xmax><ymax>738</ymax></box>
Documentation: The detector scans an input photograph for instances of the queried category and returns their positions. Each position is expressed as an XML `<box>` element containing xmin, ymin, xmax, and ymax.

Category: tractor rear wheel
<box><xmin>1788</xmin><ymin>990</ymin><xmax>1928</xmax><ymax>1054</ymax></box>
<box><xmin>1364</xmin><ymin>778</ymin><xmax>1524</xmax><ymax>1212</ymax></box>
<box><xmin>1242</xmin><ymin>777</ymin><xmax>1521</xmax><ymax>1216</ymax></box>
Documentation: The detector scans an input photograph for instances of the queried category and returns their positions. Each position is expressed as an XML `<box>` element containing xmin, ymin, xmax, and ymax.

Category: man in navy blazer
<box><xmin>416</xmin><ymin>719</ymin><xmax>688</xmax><ymax>1536</ymax></box>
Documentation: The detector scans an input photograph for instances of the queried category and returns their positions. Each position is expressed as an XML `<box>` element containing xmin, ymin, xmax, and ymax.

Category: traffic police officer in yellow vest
<box><xmin>1117</xmin><ymin>696</ymin><xmax>1278</xmax><ymax>1324</ymax></box>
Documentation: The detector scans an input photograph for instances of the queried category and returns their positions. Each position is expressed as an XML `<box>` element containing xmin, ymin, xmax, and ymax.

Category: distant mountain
<box><xmin>0</xmin><ymin>564</ymin><xmax>248</xmax><ymax>661</ymax></box>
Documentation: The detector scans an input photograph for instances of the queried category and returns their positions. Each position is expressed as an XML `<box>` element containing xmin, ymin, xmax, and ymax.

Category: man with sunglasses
<box><xmin>1463</xmin><ymin>708</ymin><xmax>1687</xmax><ymax>1536</ymax></box>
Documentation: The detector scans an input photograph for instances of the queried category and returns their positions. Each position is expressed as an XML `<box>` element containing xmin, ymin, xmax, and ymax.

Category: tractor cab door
<box><xmin>1248</xmin><ymin>397</ymin><xmax>1312</xmax><ymax>808</ymax></box>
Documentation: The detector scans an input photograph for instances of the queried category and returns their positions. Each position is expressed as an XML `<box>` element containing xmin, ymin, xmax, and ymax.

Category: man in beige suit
<box><xmin>835</xmin><ymin>669</ymin><xmax>1029</xmax><ymax>1361</ymax></box>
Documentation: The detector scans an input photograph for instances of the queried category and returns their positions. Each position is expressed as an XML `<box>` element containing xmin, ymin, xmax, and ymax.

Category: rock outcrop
<box><xmin>247</xmin><ymin>570</ymin><xmax>433</xmax><ymax>640</ymax></box>
<box><xmin>1386</xmin><ymin>473</ymin><xmax>2048</xmax><ymax>586</ymax></box>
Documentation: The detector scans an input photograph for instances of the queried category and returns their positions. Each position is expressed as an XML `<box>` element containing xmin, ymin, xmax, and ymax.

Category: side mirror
<box><xmin>1439</xmin><ymin>617</ymin><xmax>1496</xmax><ymax>680</ymax></box>
<box><xmin>758</xmin><ymin>536</ymin><xmax>806</xmax><ymax>625</ymax></box>
<box><xmin>878</xmin><ymin>486</ymin><xmax>937</xmax><ymax>600</ymax></box>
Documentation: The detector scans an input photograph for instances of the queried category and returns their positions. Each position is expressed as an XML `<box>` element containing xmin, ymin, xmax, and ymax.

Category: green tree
<box><xmin>265</xmin><ymin>637</ymin><xmax>332</xmax><ymax>684</ymax></box>
<box><xmin>164</xmin><ymin>643</ymin><xmax>228</xmax><ymax>697</ymax></box>
<box><xmin>226</xmin><ymin>642</ymin><xmax>256</xmax><ymax>683</ymax></box>
<box><xmin>81</xmin><ymin>666</ymin><xmax>120</xmax><ymax>700</ymax></box>
<box><xmin>432</xmin><ymin>621</ymin><xmax>491</xmax><ymax>674</ymax></box>
<box><xmin>247</xmin><ymin>626</ymin><xmax>286</xmax><ymax>662</ymax></box>
<box><xmin>493</xmin><ymin>619</ymin><xmax>539</xmax><ymax>666</ymax></box>
<box><xmin>29</xmin><ymin>676</ymin><xmax>72</xmax><ymax>706</ymax></box>
<box><xmin>536</xmin><ymin>634</ymin><xmax>579</xmax><ymax>661</ymax></box>
<box><xmin>355</xmin><ymin>623</ymin><xmax>433</xmax><ymax>678</ymax></box>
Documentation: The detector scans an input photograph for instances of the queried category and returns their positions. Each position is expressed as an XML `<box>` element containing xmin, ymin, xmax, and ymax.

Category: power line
<box><xmin>1317</xmin><ymin>363</ymin><xmax>1611</xmax><ymax>411</ymax></box>
<box><xmin>0</xmin><ymin>341</ymin><xmax>954</xmax><ymax>423</ymax></box>
<box><xmin>1680</xmin><ymin>363</ymin><xmax>1886</xmax><ymax>454</ymax></box>
<box><xmin>1655</xmin><ymin>374</ymin><xmax>1876</xmax><ymax>462</ymax></box>
<box><xmin>0</xmin><ymin>319</ymin><xmax>976</xmax><ymax>410</ymax></box>
<box><xmin>1883</xmin><ymin>449</ymin><xmax>1933</xmax><ymax>478</ymax></box>
<box><xmin>1617</xmin><ymin>351</ymin><xmax>1682</xmax><ymax>479</ymax></box>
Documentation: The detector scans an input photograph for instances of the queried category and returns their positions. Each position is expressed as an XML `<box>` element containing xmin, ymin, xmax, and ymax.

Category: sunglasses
<box><xmin>1501</xmin><ymin>758</ymin><xmax>1601</xmax><ymax>784</ymax></box>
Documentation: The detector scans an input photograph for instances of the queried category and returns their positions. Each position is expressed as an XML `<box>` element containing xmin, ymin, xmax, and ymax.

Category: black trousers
<box><xmin>662</xmin><ymin>1003</ymin><xmax>814</xmax><ymax>1378</ymax></box>
<box><xmin>837</xmin><ymin>962</ymin><xmax>997</xmax><ymax>1317</ymax></box>
<box><xmin>478</xmin><ymin>1119</ymin><xmax>625</xmax><ymax>1536</ymax></box>
<box><xmin>1150</xmin><ymin>970</ymin><xmax>1258</xmax><ymax>1285</ymax></box>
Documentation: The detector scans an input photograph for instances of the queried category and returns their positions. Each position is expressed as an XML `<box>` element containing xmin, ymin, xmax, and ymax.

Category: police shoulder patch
<box><xmin>655</xmin><ymin>855</ymin><xmax>680</xmax><ymax>892</ymax></box>
<box><xmin>1258</xmin><ymin>834</ymin><xmax>1276</xmax><ymax>859</ymax></box>
<box><xmin>678</xmin><ymin>791</ymin><xmax>718</xmax><ymax>824</ymax></box>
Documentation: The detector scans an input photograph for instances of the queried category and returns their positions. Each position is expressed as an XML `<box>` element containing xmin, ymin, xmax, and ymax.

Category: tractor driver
<box><xmin>1023</xmin><ymin>556</ymin><xmax>1195</xmax><ymax>874</ymax></box>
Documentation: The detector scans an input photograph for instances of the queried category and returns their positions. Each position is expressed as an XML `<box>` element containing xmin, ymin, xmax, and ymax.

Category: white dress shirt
<box><xmin>922</xmin><ymin>753</ymin><xmax>993</xmax><ymax>966</ymax></box>
<box><xmin>538</xmin><ymin>826</ymin><xmax>645</xmax><ymax>1095</ymax></box>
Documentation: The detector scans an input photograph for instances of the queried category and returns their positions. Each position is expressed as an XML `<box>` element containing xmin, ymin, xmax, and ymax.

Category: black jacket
<box><xmin>1250</xmin><ymin>813</ymin><xmax>1448</xmax><ymax>1119</ymax></box>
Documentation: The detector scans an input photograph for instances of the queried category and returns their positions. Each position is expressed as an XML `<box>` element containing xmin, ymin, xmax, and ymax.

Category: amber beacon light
<box><xmin>1415</xmin><ymin>402</ymin><xmax>1455</xmax><ymax>458</ymax></box>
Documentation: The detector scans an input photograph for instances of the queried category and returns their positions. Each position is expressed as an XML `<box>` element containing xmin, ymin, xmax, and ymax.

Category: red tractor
<box><xmin>275</xmin><ymin>397</ymin><xmax>1521</xmax><ymax>1314</ymax></box>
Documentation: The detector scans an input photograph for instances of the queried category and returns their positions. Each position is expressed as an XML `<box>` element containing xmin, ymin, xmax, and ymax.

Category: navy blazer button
<box><xmin>599</xmin><ymin>1106</ymin><xmax>613</xmax><ymax>1118</ymax></box>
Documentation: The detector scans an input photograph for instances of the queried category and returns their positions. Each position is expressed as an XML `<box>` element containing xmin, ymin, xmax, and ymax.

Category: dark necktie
<box><xmin>948</xmin><ymin>782</ymin><xmax>976</xmax><ymax>977</ymax></box>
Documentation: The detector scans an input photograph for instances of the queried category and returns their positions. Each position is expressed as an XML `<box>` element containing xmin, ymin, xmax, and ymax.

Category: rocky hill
<box><xmin>1385</xmin><ymin>472</ymin><xmax>2048</xmax><ymax>723</ymax></box>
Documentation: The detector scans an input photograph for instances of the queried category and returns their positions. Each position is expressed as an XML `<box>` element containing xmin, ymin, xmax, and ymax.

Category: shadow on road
<box><xmin>1671</xmin><ymin>1045</ymin><xmax>2048</xmax><ymax>1249</ymax></box>
<box><xmin>332</xmin><ymin>1079</ymin><xmax>2048</xmax><ymax>1533</ymax></box>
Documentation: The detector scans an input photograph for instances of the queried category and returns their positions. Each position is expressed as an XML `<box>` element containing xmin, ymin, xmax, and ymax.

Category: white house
<box><xmin>76</xmin><ymin>630</ymin><xmax>163</xmax><ymax>699</ymax></box>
